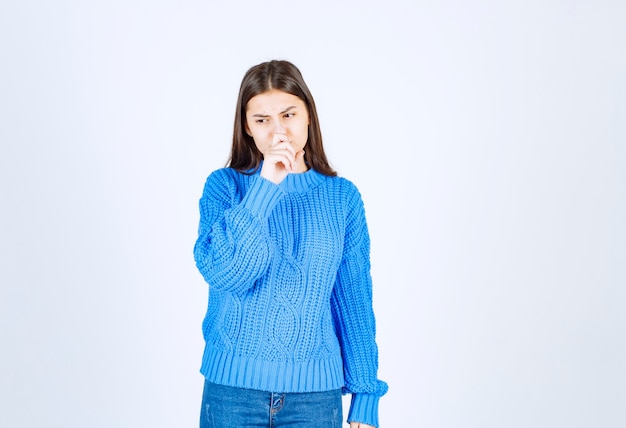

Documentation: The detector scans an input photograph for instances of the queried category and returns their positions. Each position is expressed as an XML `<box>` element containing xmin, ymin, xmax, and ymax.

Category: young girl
<box><xmin>194</xmin><ymin>60</ymin><xmax>387</xmax><ymax>427</ymax></box>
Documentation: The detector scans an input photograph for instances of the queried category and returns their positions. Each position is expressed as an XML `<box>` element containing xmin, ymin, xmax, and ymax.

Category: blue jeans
<box><xmin>200</xmin><ymin>380</ymin><xmax>343</xmax><ymax>428</ymax></box>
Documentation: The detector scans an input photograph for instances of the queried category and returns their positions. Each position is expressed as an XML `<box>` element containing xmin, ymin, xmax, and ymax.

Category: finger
<box><xmin>271</xmin><ymin>139</ymin><xmax>296</xmax><ymax>155</ymax></box>
<box><xmin>265</xmin><ymin>150</ymin><xmax>296</xmax><ymax>172</ymax></box>
<box><xmin>267</xmin><ymin>140</ymin><xmax>296</xmax><ymax>162</ymax></box>
<box><xmin>269</xmin><ymin>144</ymin><xmax>297</xmax><ymax>171</ymax></box>
<box><xmin>295</xmin><ymin>150</ymin><xmax>305</xmax><ymax>165</ymax></box>
<box><xmin>267</xmin><ymin>144</ymin><xmax>296</xmax><ymax>162</ymax></box>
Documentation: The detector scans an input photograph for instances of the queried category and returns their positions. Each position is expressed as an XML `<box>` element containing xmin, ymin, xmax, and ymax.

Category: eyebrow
<box><xmin>251</xmin><ymin>106</ymin><xmax>298</xmax><ymax>117</ymax></box>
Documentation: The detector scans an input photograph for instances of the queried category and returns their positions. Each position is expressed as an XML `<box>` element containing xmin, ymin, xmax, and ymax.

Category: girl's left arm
<box><xmin>331</xmin><ymin>181</ymin><xmax>388</xmax><ymax>428</ymax></box>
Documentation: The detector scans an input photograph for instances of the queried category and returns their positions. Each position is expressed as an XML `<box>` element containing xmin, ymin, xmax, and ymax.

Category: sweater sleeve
<box><xmin>193</xmin><ymin>169</ymin><xmax>284</xmax><ymax>295</ymax></box>
<box><xmin>330</xmin><ymin>182</ymin><xmax>388</xmax><ymax>428</ymax></box>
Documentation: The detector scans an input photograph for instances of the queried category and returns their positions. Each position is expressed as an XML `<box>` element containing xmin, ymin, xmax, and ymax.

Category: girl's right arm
<box><xmin>193</xmin><ymin>169</ymin><xmax>284</xmax><ymax>295</ymax></box>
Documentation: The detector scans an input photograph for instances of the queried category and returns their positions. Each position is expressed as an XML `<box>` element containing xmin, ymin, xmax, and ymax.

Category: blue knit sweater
<box><xmin>194</xmin><ymin>166</ymin><xmax>388</xmax><ymax>426</ymax></box>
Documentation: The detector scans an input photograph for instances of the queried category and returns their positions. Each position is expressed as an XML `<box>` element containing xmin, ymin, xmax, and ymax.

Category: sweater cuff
<box><xmin>347</xmin><ymin>393</ymin><xmax>380</xmax><ymax>428</ymax></box>
<box><xmin>240</xmin><ymin>176</ymin><xmax>284</xmax><ymax>220</ymax></box>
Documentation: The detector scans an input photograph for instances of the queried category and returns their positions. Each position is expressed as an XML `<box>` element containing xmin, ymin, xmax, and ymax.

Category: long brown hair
<box><xmin>228</xmin><ymin>60</ymin><xmax>336</xmax><ymax>176</ymax></box>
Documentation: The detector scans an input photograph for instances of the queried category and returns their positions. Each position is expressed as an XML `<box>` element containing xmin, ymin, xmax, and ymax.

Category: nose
<box><xmin>274</xmin><ymin>118</ymin><xmax>286</xmax><ymax>134</ymax></box>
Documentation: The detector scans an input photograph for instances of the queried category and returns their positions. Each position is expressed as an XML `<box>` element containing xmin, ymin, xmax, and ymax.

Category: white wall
<box><xmin>1</xmin><ymin>1</ymin><xmax>624</xmax><ymax>427</ymax></box>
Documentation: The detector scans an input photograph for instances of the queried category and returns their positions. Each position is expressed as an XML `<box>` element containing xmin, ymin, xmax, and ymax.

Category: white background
<box><xmin>1</xmin><ymin>1</ymin><xmax>625</xmax><ymax>427</ymax></box>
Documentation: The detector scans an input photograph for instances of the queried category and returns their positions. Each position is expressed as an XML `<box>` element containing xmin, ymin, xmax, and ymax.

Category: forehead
<box><xmin>246</xmin><ymin>89</ymin><xmax>306</xmax><ymax>113</ymax></box>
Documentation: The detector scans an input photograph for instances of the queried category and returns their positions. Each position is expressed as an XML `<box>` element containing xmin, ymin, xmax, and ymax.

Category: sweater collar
<box><xmin>279</xmin><ymin>168</ymin><xmax>326</xmax><ymax>193</ymax></box>
<box><xmin>251</xmin><ymin>164</ymin><xmax>326</xmax><ymax>193</ymax></box>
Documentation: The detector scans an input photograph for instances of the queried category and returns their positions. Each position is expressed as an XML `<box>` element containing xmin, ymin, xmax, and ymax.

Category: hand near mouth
<box><xmin>260</xmin><ymin>135</ymin><xmax>305</xmax><ymax>184</ymax></box>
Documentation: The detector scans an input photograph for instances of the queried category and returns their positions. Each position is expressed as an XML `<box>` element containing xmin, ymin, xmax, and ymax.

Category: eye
<box><xmin>284</xmin><ymin>113</ymin><xmax>295</xmax><ymax>119</ymax></box>
<box><xmin>255</xmin><ymin>118</ymin><xmax>269</xmax><ymax>124</ymax></box>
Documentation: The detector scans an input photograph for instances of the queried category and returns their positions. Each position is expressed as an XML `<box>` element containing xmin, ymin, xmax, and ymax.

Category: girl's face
<box><xmin>245</xmin><ymin>89</ymin><xmax>310</xmax><ymax>155</ymax></box>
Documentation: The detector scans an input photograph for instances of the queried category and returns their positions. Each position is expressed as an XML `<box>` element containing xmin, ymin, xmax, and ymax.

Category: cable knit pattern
<box><xmin>194</xmin><ymin>167</ymin><xmax>388</xmax><ymax>427</ymax></box>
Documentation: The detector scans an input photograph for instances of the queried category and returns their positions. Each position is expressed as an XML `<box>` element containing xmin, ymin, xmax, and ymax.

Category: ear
<box><xmin>244</xmin><ymin>122</ymin><xmax>252</xmax><ymax>137</ymax></box>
